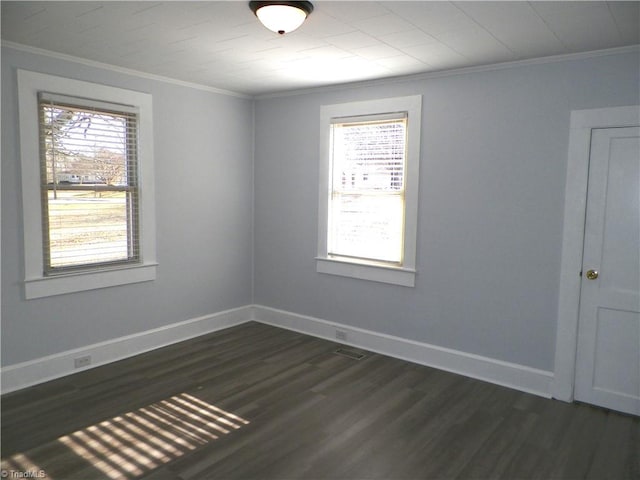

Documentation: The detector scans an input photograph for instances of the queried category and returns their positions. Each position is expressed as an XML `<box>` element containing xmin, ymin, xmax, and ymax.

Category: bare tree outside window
<box><xmin>39</xmin><ymin>97</ymin><xmax>139</xmax><ymax>273</ymax></box>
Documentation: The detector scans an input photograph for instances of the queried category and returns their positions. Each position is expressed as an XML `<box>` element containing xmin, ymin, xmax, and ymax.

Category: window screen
<box><xmin>38</xmin><ymin>92</ymin><xmax>140</xmax><ymax>274</ymax></box>
<box><xmin>328</xmin><ymin>113</ymin><xmax>407</xmax><ymax>264</ymax></box>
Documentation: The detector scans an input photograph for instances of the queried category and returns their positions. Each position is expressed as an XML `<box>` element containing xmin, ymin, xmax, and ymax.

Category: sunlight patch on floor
<box><xmin>1</xmin><ymin>393</ymin><xmax>249</xmax><ymax>480</ymax></box>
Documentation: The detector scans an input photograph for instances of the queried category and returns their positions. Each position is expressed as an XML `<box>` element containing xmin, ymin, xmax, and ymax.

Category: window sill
<box><xmin>24</xmin><ymin>262</ymin><xmax>158</xmax><ymax>299</ymax></box>
<box><xmin>316</xmin><ymin>257</ymin><xmax>416</xmax><ymax>287</ymax></box>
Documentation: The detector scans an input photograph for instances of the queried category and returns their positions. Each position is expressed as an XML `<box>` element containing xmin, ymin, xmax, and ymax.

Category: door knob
<box><xmin>586</xmin><ymin>269</ymin><xmax>599</xmax><ymax>280</ymax></box>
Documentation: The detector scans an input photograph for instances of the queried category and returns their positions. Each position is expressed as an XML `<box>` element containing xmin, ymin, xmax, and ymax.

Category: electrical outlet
<box><xmin>335</xmin><ymin>330</ymin><xmax>347</xmax><ymax>341</ymax></box>
<box><xmin>74</xmin><ymin>355</ymin><xmax>91</xmax><ymax>369</ymax></box>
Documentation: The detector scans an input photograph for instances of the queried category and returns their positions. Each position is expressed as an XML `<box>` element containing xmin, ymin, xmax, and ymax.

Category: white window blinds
<box><xmin>328</xmin><ymin>113</ymin><xmax>407</xmax><ymax>264</ymax></box>
<box><xmin>38</xmin><ymin>92</ymin><xmax>140</xmax><ymax>274</ymax></box>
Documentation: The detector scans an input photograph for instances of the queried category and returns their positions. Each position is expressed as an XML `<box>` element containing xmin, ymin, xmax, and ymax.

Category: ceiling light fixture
<box><xmin>249</xmin><ymin>1</ymin><xmax>314</xmax><ymax>35</ymax></box>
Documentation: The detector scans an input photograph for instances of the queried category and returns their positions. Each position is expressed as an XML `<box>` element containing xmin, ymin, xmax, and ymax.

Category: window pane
<box><xmin>331</xmin><ymin>120</ymin><xmax>406</xmax><ymax>193</ymax></box>
<box><xmin>328</xmin><ymin>117</ymin><xmax>406</xmax><ymax>264</ymax></box>
<box><xmin>41</xmin><ymin>104</ymin><xmax>136</xmax><ymax>187</ymax></box>
<box><xmin>40</xmin><ymin>98</ymin><xmax>139</xmax><ymax>272</ymax></box>
<box><xmin>46</xmin><ymin>190</ymin><xmax>133</xmax><ymax>268</ymax></box>
<box><xmin>329</xmin><ymin>194</ymin><xmax>404</xmax><ymax>263</ymax></box>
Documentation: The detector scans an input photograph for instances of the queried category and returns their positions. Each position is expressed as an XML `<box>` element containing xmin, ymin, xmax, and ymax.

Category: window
<box><xmin>317</xmin><ymin>96</ymin><xmax>422</xmax><ymax>287</ymax></box>
<box><xmin>18</xmin><ymin>70</ymin><xmax>157</xmax><ymax>299</ymax></box>
<box><xmin>328</xmin><ymin>114</ymin><xmax>407</xmax><ymax>264</ymax></box>
<box><xmin>39</xmin><ymin>93</ymin><xmax>140</xmax><ymax>273</ymax></box>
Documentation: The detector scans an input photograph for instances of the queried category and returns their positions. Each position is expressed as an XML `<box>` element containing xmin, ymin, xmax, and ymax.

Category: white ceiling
<box><xmin>2</xmin><ymin>1</ymin><xmax>639</xmax><ymax>96</ymax></box>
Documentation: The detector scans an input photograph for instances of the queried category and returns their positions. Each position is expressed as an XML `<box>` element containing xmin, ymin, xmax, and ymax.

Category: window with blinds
<box><xmin>328</xmin><ymin>113</ymin><xmax>407</xmax><ymax>265</ymax></box>
<box><xmin>38</xmin><ymin>93</ymin><xmax>140</xmax><ymax>274</ymax></box>
<box><xmin>317</xmin><ymin>95</ymin><xmax>421</xmax><ymax>287</ymax></box>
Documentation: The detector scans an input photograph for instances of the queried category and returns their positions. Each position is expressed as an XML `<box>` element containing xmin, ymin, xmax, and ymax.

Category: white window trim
<box><xmin>17</xmin><ymin>70</ymin><xmax>157</xmax><ymax>299</ymax></box>
<box><xmin>317</xmin><ymin>95</ymin><xmax>422</xmax><ymax>287</ymax></box>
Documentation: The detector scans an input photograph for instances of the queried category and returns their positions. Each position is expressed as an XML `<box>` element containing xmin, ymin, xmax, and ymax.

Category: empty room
<box><xmin>1</xmin><ymin>1</ymin><xmax>639</xmax><ymax>479</ymax></box>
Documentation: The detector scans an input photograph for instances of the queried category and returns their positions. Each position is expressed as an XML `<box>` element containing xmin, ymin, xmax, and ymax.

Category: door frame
<box><xmin>552</xmin><ymin>105</ymin><xmax>640</xmax><ymax>402</ymax></box>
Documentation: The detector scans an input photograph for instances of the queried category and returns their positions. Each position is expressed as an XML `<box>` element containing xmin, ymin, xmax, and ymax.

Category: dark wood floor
<box><xmin>1</xmin><ymin>322</ymin><xmax>638</xmax><ymax>480</ymax></box>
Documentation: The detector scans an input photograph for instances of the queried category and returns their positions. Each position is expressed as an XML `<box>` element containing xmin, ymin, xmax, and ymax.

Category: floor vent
<box><xmin>334</xmin><ymin>347</ymin><xmax>367</xmax><ymax>360</ymax></box>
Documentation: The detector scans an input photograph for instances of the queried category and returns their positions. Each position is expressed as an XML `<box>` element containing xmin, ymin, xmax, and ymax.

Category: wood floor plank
<box><xmin>2</xmin><ymin>322</ymin><xmax>638</xmax><ymax>480</ymax></box>
<box><xmin>585</xmin><ymin>412</ymin><xmax>637</xmax><ymax>480</ymax></box>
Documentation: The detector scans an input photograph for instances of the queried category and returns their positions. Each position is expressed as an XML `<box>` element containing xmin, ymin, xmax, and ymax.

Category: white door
<box><xmin>574</xmin><ymin>127</ymin><xmax>640</xmax><ymax>416</ymax></box>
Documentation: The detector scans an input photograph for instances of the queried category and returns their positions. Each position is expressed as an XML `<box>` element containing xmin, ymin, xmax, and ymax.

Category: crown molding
<box><xmin>4</xmin><ymin>40</ymin><xmax>638</xmax><ymax>101</ymax></box>
<box><xmin>255</xmin><ymin>44</ymin><xmax>640</xmax><ymax>100</ymax></box>
<box><xmin>1</xmin><ymin>41</ymin><xmax>252</xmax><ymax>99</ymax></box>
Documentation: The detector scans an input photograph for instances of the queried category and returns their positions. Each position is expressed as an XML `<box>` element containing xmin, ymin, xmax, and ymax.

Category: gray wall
<box><xmin>1</xmin><ymin>46</ymin><xmax>254</xmax><ymax>366</ymax></box>
<box><xmin>253</xmin><ymin>51</ymin><xmax>640</xmax><ymax>372</ymax></box>
<box><xmin>3</xmin><ymin>46</ymin><xmax>638</xmax><ymax>374</ymax></box>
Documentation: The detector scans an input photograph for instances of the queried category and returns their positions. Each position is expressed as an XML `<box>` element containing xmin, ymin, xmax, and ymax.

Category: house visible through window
<box><xmin>18</xmin><ymin>70</ymin><xmax>157</xmax><ymax>299</ymax></box>
<box><xmin>317</xmin><ymin>95</ymin><xmax>422</xmax><ymax>287</ymax></box>
<box><xmin>328</xmin><ymin>114</ymin><xmax>407</xmax><ymax>265</ymax></box>
<box><xmin>39</xmin><ymin>93</ymin><xmax>140</xmax><ymax>274</ymax></box>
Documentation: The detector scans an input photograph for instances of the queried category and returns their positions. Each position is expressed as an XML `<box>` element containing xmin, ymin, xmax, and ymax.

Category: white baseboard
<box><xmin>2</xmin><ymin>304</ymin><xmax>555</xmax><ymax>399</ymax></box>
<box><xmin>252</xmin><ymin>305</ymin><xmax>554</xmax><ymax>398</ymax></box>
<box><xmin>1</xmin><ymin>305</ymin><xmax>252</xmax><ymax>394</ymax></box>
